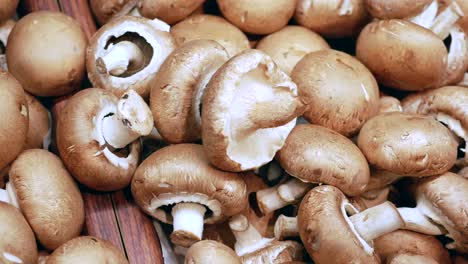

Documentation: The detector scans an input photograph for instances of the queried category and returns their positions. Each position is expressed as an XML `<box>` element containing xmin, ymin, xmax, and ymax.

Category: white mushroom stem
<box><xmin>100</xmin><ymin>41</ymin><xmax>145</xmax><ymax>76</ymax></box>
<box><xmin>338</xmin><ymin>0</ymin><xmax>353</xmax><ymax>16</ymax></box>
<box><xmin>0</xmin><ymin>183</ymin><xmax>19</xmax><ymax>208</ymax></box>
<box><xmin>397</xmin><ymin>207</ymin><xmax>445</xmax><ymax>235</ymax></box>
<box><xmin>149</xmin><ymin>18</ymin><xmax>171</xmax><ymax>32</ymax></box>
<box><xmin>256</xmin><ymin>178</ymin><xmax>311</xmax><ymax>214</ymax></box>
<box><xmin>171</xmin><ymin>203</ymin><xmax>206</xmax><ymax>243</ymax></box>
<box><xmin>274</xmin><ymin>215</ymin><xmax>299</xmax><ymax>240</ymax></box>
<box><xmin>429</xmin><ymin>1</ymin><xmax>464</xmax><ymax>39</ymax></box>
<box><xmin>409</xmin><ymin>0</ymin><xmax>438</xmax><ymax>29</ymax></box>
<box><xmin>101</xmin><ymin>89</ymin><xmax>153</xmax><ymax>149</ymax></box>
<box><xmin>229</xmin><ymin>214</ymin><xmax>274</xmax><ymax>257</ymax></box>
<box><xmin>442</xmin><ymin>26</ymin><xmax>468</xmax><ymax>86</ymax></box>
<box><xmin>249</xmin><ymin>92</ymin><xmax>302</xmax><ymax>130</ymax></box>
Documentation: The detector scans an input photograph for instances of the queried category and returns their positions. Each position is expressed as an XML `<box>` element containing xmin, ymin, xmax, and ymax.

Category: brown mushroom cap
<box><xmin>256</xmin><ymin>26</ymin><xmax>330</xmax><ymax>75</ymax></box>
<box><xmin>185</xmin><ymin>240</ymin><xmax>241</xmax><ymax>264</ymax></box>
<box><xmin>171</xmin><ymin>14</ymin><xmax>249</xmax><ymax>57</ymax></box>
<box><xmin>6</xmin><ymin>11</ymin><xmax>87</xmax><ymax>97</ymax></box>
<box><xmin>23</xmin><ymin>93</ymin><xmax>50</xmax><ymax>150</ymax></box>
<box><xmin>90</xmin><ymin>0</ymin><xmax>137</xmax><ymax>25</ymax></box>
<box><xmin>57</xmin><ymin>88</ymin><xmax>141</xmax><ymax>191</ymax></box>
<box><xmin>241</xmin><ymin>240</ymin><xmax>304</xmax><ymax>264</ymax></box>
<box><xmin>0</xmin><ymin>202</ymin><xmax>37</xmax><ymax>264</ymax></box>
<box><xmin>357</xmin><ymin>112</ymin><xmax>458</xmax><ymax>176</ymax></box>
<box><xmin>150</xmin><ymin>40</ymin><xmax>229</xmax><ymax>143</ymax></box>
<box><xmin>295</xmin><ymin>0</ymin><xmax>370</xmax><ymax>38</ymax></box>
<box><xmin>138</xmin><ymin>0</ymin><xmax>205</xmax><ymax>24</ymax></box>
<box><xmin>387</xmin><ymin>254</ymin><xmax>438</xmax><ymax>264</ymax></box>
<box><xmin>365</xmin><ymin>0</ymin><xmax>433</xmax><ymax>19</ymax></box>
<box><xmin>217</xmin><ymin>0</ymin><xmax>295</xmax><ymax>35</ymax></box>
<box><xmin>292</xmin><ymin>49</ymin><xmax>379</xmax><ymax>136</ymax></box>
<box><xmin>0</xmin><ymin>0</ymin><xmax>18</xmax><ymax>23</ymax></box>
<box><xmin>9</xmin><ymin>149</ymin><xmax>84</xmax><ymax>250</ymax></box>
<box><xmin>46</xmin><ymin>236</ymin><xmax>128</xmax><ymax>264</ymax></box>
<box><xmin>455</xmin><ymin>0</ymin><xmax>468</xmax><ymax>32</ymax></box>
<box><xmin>379</xmin><ymin>94</ymin><xmax>403</xmax><ymax>113</ymax></box>
<box><xmin>297</xmin><ymin>185</ymin><xmax>380</xmax><ymax>263</ymax></box>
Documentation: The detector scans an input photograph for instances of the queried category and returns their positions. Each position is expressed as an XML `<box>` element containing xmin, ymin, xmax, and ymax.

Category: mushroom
<box><xmin>365</xmin><ymin>0</ymin><xmax>433</xmax><ymax>20</ymax></box>
<box><xmin>90</xmin><ymin>0</ymin><xmax>138</xmax><ymax>25</ymax></box>
<box><xmin>216</xmin><ymin>0</ymin><xmax>296</xmax><ymax>35</ymax></box>
<box><xmin>274</xmin><ymin>215</ymin><xmax>299</xmax><ymax>240</ymax></box>
<box><xmin>0</xmin><ymin>0</ymin><xmax>17</xmax><ymax>23</ymax></box>
<box><xmin>46</xmin><ymin>236</ymin><xmax>128</xmax><ymax>264</ymax></box>
<box><xmin>379</xmin><ymin>94</ymin><xmax>403</xmax><ymax>113</ymax></box>
<box><xmin>256</xmin><ymin>124</ymin><xmax>370</xmax><ymax>214</ymax></box>
<box><xmin>459</xmin><ymin>167</ymin><xmax>468</xmax><ymax>178</ymax></box>
<box><xmin>0</xmin><ymin>149</ymin><xmax>84</xmax><ymax>250</ymax></box>
<box><xmin>23</xmin><ymin>93</ymin><xmax>51</xmax><ymax>150</ymax></box>
<box><xmin>202</xmin><ymin>49</ymin><xmax>304</xmax><ymax>172</ymax></box>
<box><xmin>150</xmin><ymin>39</ymin><xmax>229</xmax><ymax>143</ymax></box>
<box><xmin>387</xmin><ymin>254</ymin><xmax>438</xmax><ymax>264</ymax></box>
<box><xmin>138</xmin><ymin>0</ymin><xmax>205</xmax><ymax>24</ymax></box>
<box><xmin>0</xmin><ymin>202</ymin><xmax>37</xmax><ymax>264</ymax></box>
<box><xmin>291</xmin><ymin>49</ymin><xmax>380</xmax><ymax>136</ymax></box>
<box><xmin>171</xmin><ymin>14</ymin><xmax>250</xmax><ymax>57</ymax></box>
<box><xmin>6</xmin><ymin>11</ymin><xmax>87</xmax><ymax>97</ymax></box>
<box><xmin>184</xmin><ymin>240</ymin><xmax>241</xmax><ymax>264</ymax></box>
<box><xmin>350</xmin><ymin>187</ymin><xmax>390</xmax><ymax>211</ymax></box>
<box><xmin>131</xmin><ymin>144</ymin><xmax>248</xmax><ymax>247</ymax></box>
<box><xmin>295</xmin><ymin>0</ymin><xmax>370</xmax><ymax>38</ymax></box>
<box><xmin>57</xmin><ymin>88</ymin><xmax>152</xmax><ymax>191</ymax></box>
<box><xmin>38</xmin><ymin>251</ymin><xmax>49</xmax><ymax>264</ymax></box>
<box><xmin>0</xmin><ymin>19</ymin><xmax>15</xmax><ymax>70</ymax></box>
<box><xmin>452</xmin><ymin>255</ymin><xmax>468</xmax><ymax>264</ymax></box>
<box><xmin>256</xmin><ymin>26</ymin><xmax>330</xmax><ymax>75</ymax></box>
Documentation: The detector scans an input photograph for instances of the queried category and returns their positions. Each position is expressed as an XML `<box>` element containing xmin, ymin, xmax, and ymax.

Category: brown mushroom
<box><xmin>387</xmin><ymin>254</ymin><xmax>438</xmax><ymax>264</ymax></box>
<box><xmin>350</xmin><ymin>187</ymin><xmax>390</xmax><ymax>211</ymax></box>
<box><xmin>274</xmin><ymin>215</ymin><xmax>299</xmax><ymax>240</ymax></box>
<box><xmin>23</xmin><ymin>93</ymin><xmax>51</xmax><ymax>150</ymax></box>
<box><xmin>185</xmin><ymin>240</ymin><xmax>241</xmax><ymax>264</ymax></box>
<box><xmin>292</xmin><ymin>49</ymin><xmax>380</xmax><ymax>136</ymax></box>
<box><xmin>365</xmin><ymin>0</ymin><xmax>434</xmax><ymax>20</ymax></box>
<box><xmin>0</xmin><ymin>0</ymin><xmax>17</xmax><ymax>23</ymax></box>
<box><xmin>379</xmin><ymin>94</ymin><xmax>403</xmax><ymax>113</ymax></box>
<box><xmin>138</xmin><ymin>0</ymin><xmax>205</xmax><ymax>24</ymax></box>
<box><xmin>90</xmin><ymin>0</ymin><xmax>138</xmax><ymax>25</ymax></box>
<box><xmin>37</xmin><ymin>251</ymin><xmax>49</xmax><ymax>264</ymax></box>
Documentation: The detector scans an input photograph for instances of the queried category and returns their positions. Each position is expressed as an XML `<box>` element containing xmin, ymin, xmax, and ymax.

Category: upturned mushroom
<box><xmin>184</xmin><ymin>240</ymin><xmax>241</xmax><ymax>264</ymax></box>
<box><xmin>46</xmin><ymin>236</ymin><xmax>128</xmax><ymax>264</ymax></box>
<box><xmin>138</xmin><ymin>0</ymin><xmax>205</xmax><ymax>24</ymax></box>
<box><xmin>292</xmin><ymin>49</ymin><xmax>380</xmax><ymax>136</ymax></box>
<box><xmin>23</xmin><ymin>93</ymin><xmax>51</xmax><ymax>150</ymax></box>
<box><xmin>90</xmin><ymin>0</ymin><xmax>138</xmax><ymax>25</ymax></box>
<box><xmin>202</xmin><ymin>49</ymin><xmax>304</xmax><ymax>172</ymax></box>
<box><xmin>87</xmin><ymin>16</ymin><xmax>175</xmax><ymax>98</ymax></box>
<box><xmin>150</xmin><ymin>39</ymin><xmax>229</xmax><ymax>143</ymax></box>
<box><xmin>57</xmin><ymin>88</ymin><xmax>152</xmax><ymax>191</ymax></box>
<box><xmin>131</xmin><ymin>144</ymin><xmax>248</xmax><ymax>247</ymax></box>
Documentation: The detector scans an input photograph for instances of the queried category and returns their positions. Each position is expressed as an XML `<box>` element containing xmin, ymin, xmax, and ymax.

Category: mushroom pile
<box><xmin>0</xmin><ymin>0</ymin><xmax>467</xmax><ymax>263</ymax></box>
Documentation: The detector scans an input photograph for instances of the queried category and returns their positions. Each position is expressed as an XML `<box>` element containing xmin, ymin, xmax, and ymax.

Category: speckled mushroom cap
<box><xmin>202</xmin><ymin>49</ymin><xmax>304</xmax><ymax>172</ymax></box>
<box><xmin>9</xmin><ymin>149</ymin><xmax>84</xmax><ymax>250</ymax></box>
<box><xmin>297</xmin><ymin>185</ymin><xmax>381</xmax><ymax>263</ymax></box>
<box><xmin>150</xmin><ymin>40</ymin><xmax>229</xmax><ymax>143</ymax></box>
<box><xmin>0</xmin><ymin>0</ymin><xmax>17</xmax><ymax>23</ymax></box>
<box><xmin>131</xmin><ymin>144</ymin><xmax>248</xmax><ymax>224</ymax></box>
<box><xmin>256</xmin><ymin>26</ymin><xmax>330</xmax><ymax>75</ymax></box>
<box><xmin>185</xmin><ymin>240</ymin><xmax>241</xmax><ymax>264</ymax></box>
<box><xmin>295</xmin><ymin>0</ymin><xmax>370</xmax><ymax>38</ymax></box>
<box><xmin>56</xmin><ymin>88</ymin><xmax>141</xmax><ymax>191</ymax></box>
<box><xmin>416</xmin><ymin>172</ymin><xmax>468</xmax><ymax>253</ymax></box>
<box><xmin>365</xmin><ymin>0</ymin><xmax>432</xmax><ymax>19</ymax></box>
<box><xmin>276</xmin><ymin>124</ymin><xmax>370</xmax><ymax>196</ymax></box>
<box><xmin>90</xmin><ymin>0</ymin><xmax>138</xmax><ymax>25</ymax></box>
<box><xmin>374</xmin><ymin>230</ymin><xmax>450</xmax><ymax>264</ymax></box>
<box><xmin>46</xmin><ymin>236</ymin><xmax>128</xmax><ymax>264</ymax></box>
<box><xmin>24</xmin><ymin>93</ymin><xmax>50</xmax><ymax>150</ymax></box>
<box><xmin>171</xmin><ymin>14</ymin><xmax>250</xmax><ymax>57</ymax></box>
<box><xmin>357</xmin><ymin>112</ymin><xmax>458</xmax><ymax>176</ymax></box>
<box><xmin>387</xmin><ymin>254</ymin><xmax>438</xmax><ymax>264</ymax></box>
<box><xmin>292</xmin><ymin>49</ymin><xmax>379</xmax><ymax>136</ymax></box>
<box><xmin>0</xmin><ymin>202</ymin><xmax>37</xmax><ymax>264</ymax></box>
<box><xmin>87</xmin><ymin>16</ymin><xmax>175</xmax><ymax>98</ymax></box>
<box><xmin>241</xmin><ymin>240</ymin><xmax>304</xmax><ymax>264</ymax></box>
<box><xmin>138</xmin><ymin>0</ymin><xmax>205</xmax><ymax>24</ymax></box>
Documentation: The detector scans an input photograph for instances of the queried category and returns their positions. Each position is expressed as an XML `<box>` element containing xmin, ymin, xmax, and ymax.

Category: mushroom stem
<box><xmin>149</xmin><ymin>18</ymin><xmax>171</xmax><ymax>32</ymax></box>
<box><xmin>274</xmin><ymin>215</ymin><xmax>299</xmax><ymax>240</ymax></box>
<box><xmin>457</xmin><ymin>72</ymin><xmax>468</xmax><ymax>87</ymax></box>
<box><xmin>409</xmin><ymin>0</ymin><xmax>438</xmax><ymax>29</ymax></box>
<box><xmin>338</xmin><ymin>0</ymin><xmax>353</xmax><ymax>16</ymax></box>
<box><xmin>101</xmin><ymin>89</ymin><xmax>153</xmax><ymax>149</ymax></box>
<box><xmin>99</xmin><ymin>40</ymin><xmax>145</xmax><ymax>76</ymax></box>
<box><xmin>229</xmin><ymin>214</ymin><xmax>274</xmax><ymax>257</ymax></box>
<box><xmin>442</xmin><ymin>26</ymin><xmax>468</xmax><ymax>86</ymax></box>
<box><xmin>256</xmin><ymin>178</ymin><xmax>311</xmax><ymax>214</ymax></box>
<box><xmin>397</xmin><ymin>207</ymin><xmax>444</xmax><ymax>235</ymax></box>
<box><xmin>170</xmin><ymin>203</ymin><xmax>206</xmax><ymax>247</ymax></box>
<box><xmin>429</xmin><ymin>1</ymin><xmax>463</xmax><ymax>39</ymax></box>
<box><xmin>0</xmin><ymin>183</ymin><xmax>19</xmax><ymax>208</ymax></box>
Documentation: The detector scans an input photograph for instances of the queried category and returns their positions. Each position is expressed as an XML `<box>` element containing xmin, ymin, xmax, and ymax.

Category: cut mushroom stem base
<box><xmin>0</xmin><ymin>183</ymin><xmax>19</xmax><ymax>208</ymax></box>
<box><xmin>256</xmin><ymin>178</ymin><xmax>311</xmax><ymax>214</ymax></box>
<box><xmin>430</xmin><ymin>1</ymin><xmax>464</xmax><ymax>39</ymax></box>
<box><xmin>274</xmin><ymin>215</ymin><xmax>299</xmax><ymax>240</ymax></box>
<box><xmin>98</xmin><ymin>40</ymin><xmax>145</xmax><ymax>76</ymax></box>
<box><xmin>229</xmin><ymin>214</ymin><xmax>274</xmax><ymax>257</ymax></box>
<box><xmin>170</xmin><ymin>202</ymin><xmax>207</xmax><ymax>247</ymax></box>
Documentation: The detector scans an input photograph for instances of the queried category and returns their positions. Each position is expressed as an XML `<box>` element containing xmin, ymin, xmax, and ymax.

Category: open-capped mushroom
<box><xmin>57</xmin><ymin>88</ymin><xmax>151</xmax><ymax>191</ymax></box>
<box><xmin>256</xmin><ymin>26</ymin><xmax>330</xmax><ymax>75</ymax></box>
<box><xmin>171</xmin><ymin>14</ymin><xmax>249</xmax><ymax>57</ymax></box>
<box><xmin>0</xmin><ymin>202</ymin><xmax>37</xmax><ymax>264</ymax></box>
<box><xmin>0</xmin><ymin>19</ymin><xmax>15</xmax><ymax>70</ymax></box>
<box><xmin>90</xmin><ymin>0</ymin><xmax>138</xmax><ymax>25</ymax></box>
<box><xmin>185</xmin><ymin>240</ymin><xmax>241</xmax><ymax>264</ymax></box>
<box><xmin>131</xmin><ymin>144</ymin><xmax>248</xmax><ymax>247</ymax></box>
<box><xmin>292</xmin><ymin>49</ymin><xmax>379</xmax><ymax>136</ymax></box>
<box><xmin>23</xmin><ymin>93</ymin><xmax>51</xmax><ymax>150</ymax></box>
<box><xmin>365</xmin><ymin>0</ymin><xmax>433</xmax><ymax>20</ymax></box>
<box><xmin>46</xmin><ymin>236</ymin><xmax>128</xmax><ymax>264</ymax></box>
<box><xmin>202</xmin><ymin>49</ymin><xmax>304</xmax><ymax>172</ymax></box>
<box><xmin>6</xmin><ymin>11</ymin><xmax>87</xmax><ymax>97</ymax></box>
<box><xmin>138</xmin><ymin>0</ymin><xmax>205</xmax><ymax>24</ymax></box>
<box><xmin>87</xmin><ymin>16</ymin><xmax>175</xmax><ymax>98</ymax></box>
<box><xmin>150</xmin><ymin>39</ymin><xmax>229</xmax><ymax>143</ymax></box>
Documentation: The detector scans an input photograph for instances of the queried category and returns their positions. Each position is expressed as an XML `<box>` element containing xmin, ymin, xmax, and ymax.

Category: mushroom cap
<box><xmin>185</xmin><ymin>240</ymin><xmax>241</xmax><ymax>264</ymax></box>
<box><xmin>150</xmin><ymin>40</ymin><xmax>229</xmax><ymax>143</ymax></box>
<box><xmin>0</xmin><ymin>202</ymin><xmax>38</xmax><ymax>264</ymax></box>
<box><xmin>365</xmin><ymin>0</ymin><xmax>433</xmax><ymax>19</ymax></box>
<box><xmin>10</xmin><ymin>149</ymin><xmax>84</xmax><ymax>250</ymax></box>
<box><xmin>256</xmin><ymin>26</ymin><xmax>330</xmax><ymax>75</ymax></box>
<box><xmin>138</xmin><ymin>0</ymin><xmax>205</xmax><ymax>24</ymax></box>
<box><xmin>0</xmin><ymin>0</ymin><xmax>17</xmax><ymax>23</ymax></box>
<box><xmin>297</xmin><ymin>185</ymin><xmax>381</xmax><ymax>263</ymax></box>
<box><xmin>217</xmin><ymin>0</ymin><xmax>296</xmax><ymax>35</ymax></box>
<box><xmin>276</xmin><ymin>124</ymin><xmax>370</xmax><ymax>196</ymax></box>
<box><xmin>90</xmin><ymin>0</ymin><xmax>138</xmax><ymax>25</ymax></box>
<box><xmin>6</xmin><ymin>11</ymin><xmax>87</xmax><ymax>97</ymax></box>
<box><xmin>387</xmin><ymin>254</ymin><xmax>438</xmax><ymax>264</ymax></box>
<box><xmin>131</xmin><ymin>144</ymin><xmax>248</xmax><ymax>224</ymax></box>
<box><xmin>357</xmin><ymin>112</ymin><xmax>458</xmax><ymax>176</ymax></box>
<box><xmin>292</xmin><ymin>49</ymin><xmax>379</xmax><ymax>136</ymax></box>
<box><xmin>171</xmin><ymin>14</ymin><xmax>249</xmax><ymax>57</ymax></box>
<box><xmin>295</xmin><ymin>0</ymin><xmax>370</xmax><ymax>38</ymax></box>
<box><xmin>356</xmin><ymin>19</ymin><xmax>447</xmax><ymax>91</ymax></box>
<box><xmin>24</xmin><ymin>93</ymin><xmax>50</xmax><ymax>150</ymax></box>
<box><xmin>374</xmin><ymin>230</ymin><xmax>450</xmax><ymax>264</ymax></box>
<box><xmin>379</xmin><ymin>95</ymin><xmax>403</xmax><ymax>113</ymax></box>
<box><xmin>455</xmin><ymin>0</ymin><xmax>468</xmax><ymax>33</ymax></box>
<box><xmin>202</xmin><ymin>49</ymin><xmax>303</xmax><ymax>172</ymax></box>
<box><xmin>452</xmin><ymin>255</ymin><xmax>468</xmax><ymax>264</ymax></box>
<box><xmin>56</xmin><ymin>88</ymin><xmax>141</xmax><ymax>191</ymax></box>
<box><xmin>241</xmin><ymin>240</ymin><xmax>304</xmax><ymax>264</ymax></box>
<box><xmin>0</xmin><ymin>71</ymin><xmax>28</xmax><ymax>171</ymax></box>
<box><xmin>46</xmin><ymin>236</ymin><xmax>128</xmax><ymax>264</ymax></box>
<box><xmin>87</xmin><ymin>16</ymin><xmax>175</xmax><ymax>98</ymax></box>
